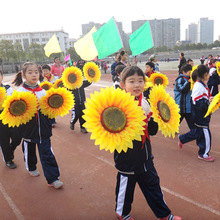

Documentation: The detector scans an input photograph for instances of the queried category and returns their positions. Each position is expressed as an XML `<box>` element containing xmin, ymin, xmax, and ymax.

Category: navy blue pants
<box><xmin>22</xmin><ymin>138</ymin><xmax>60</xmax><ymax>184</ymax></box>
<box><xmin>180</xmin><ymin>113</ymin><xmax>195</xmax><ymax>130</ymax></box>
<box><xmin>115</xmin><ymin>166</ymin><xmax>171</xmax><ymax>218</ymax></box>
<box><xmin>179</xmin><ymin>126</ymin><xmax>211</xmax><ymax>158</ymax></box>
<box><xmin>70</xmin><ymin>103</ymin><xmax>86</xmax><ymax>128</ymax></box>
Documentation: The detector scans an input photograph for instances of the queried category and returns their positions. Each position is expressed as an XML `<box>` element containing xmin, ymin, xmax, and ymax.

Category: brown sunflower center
<box><xmin>57</xmin><ymin>81</ymin><xmax>64</xmax><ymax>88</ymax></box>
<box><xmin>48</xmin><ymin>94</ymin><xmax>64</xmax><ymax>108</ymax></box>
<box><xmin>68</xmin><ymin>73</ymin><xmax>77</xmax><ymax>83</ymax></box>
<box><xmin>42</xmin><ymin>84</ymin><xmax>50</xmax><ymax>90</ymax></box>
<box><xmin>101</xmin><ymin>106</ymin><xmax>127</xmax><ymax>133</ymax></box>
<box><xmin>10</xmin><ymin>100</ymin><xmax>27</xmax><ymax>116</ymax></box>
<box><xmin>157</xmin><ymin>100</ymin><xmax>171</xmax><ymax>122</ymax></box>
<box><xmin>154</xmin><ymin>77</ymin><xmax>163</xmax><ymax>85</ymax></box>
<box><xmin>88</xmin><ymin>68</ymin><xmax>95</xmax><ymax>77</ymax></box>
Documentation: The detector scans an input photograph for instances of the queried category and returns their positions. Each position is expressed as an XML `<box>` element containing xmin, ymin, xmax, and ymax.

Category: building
<box><xmin>132</xmin><ymin>18</ymin><xmax>180</xmax><ymax>49</ymax></box>
<box><xmin>186</xmin><ymin>23</ymin><xmax>198</xmax><ymax>43</ymax></box>
<box><xmin>198</xmin><ymin>18</ymin><xmax>214</xmax><ymax>44</ymax></box>
<box><xmin>0</xmin><ymin>30</ymin><xmax>69</xmax><ymax>54</ymax></box>
<box><xmin>81</xmin><ymin>22</ymin><xmax>103</xmax><ymax>36</ymax></box>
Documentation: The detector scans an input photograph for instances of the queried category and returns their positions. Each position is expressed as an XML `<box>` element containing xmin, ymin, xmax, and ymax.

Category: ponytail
<box><xmin>12</xmin><ymin>71</ymin><xmax>23</xmax><ymax>86</ymax></box>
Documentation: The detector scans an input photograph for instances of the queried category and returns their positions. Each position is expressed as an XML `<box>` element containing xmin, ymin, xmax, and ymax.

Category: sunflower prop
<box><xmin>62</xmin><ymin>66</ymin><xmax>83</xmax><ymax>90</ymax></box>
<box><xmin>0</xmin><ymin>91</ymin><xmax>38</xmax><ymax>127</ymax></box>
<box><xmin>40</xmin><ymin>81</ymin><xmax>53</xmax><ymax>91</ymax></box>
<box><xmin>149</xmin><ymin>73</ymin><xmax>169</xmax><ymax>89</ymax></box>
<box><xmin>149</xmin><ymin>85</ymin><xmax>180</xmax><ymax>138</ymax></box>
<box><xmin>53</xmin><ymin>78</ymin><xmax>64</xmax><ymax>89</ymax></box>
<box><xmin>0</xmin><ymin>87</ymin><xmax>7</xmax><ymax>110</ymax></box>
<box><xmin>217</xmin><ymin>62</ymin><xmax>220</xmax><ymax>76</ymax></box>
<box><xmin>83</xmin><ymin>87</ymin><xmax>146</xmax><ymax>153</ymax></box>
<box><xmin>39</xmin><ymin>87</ymin><xmax>74</xmax><ymax>119</ymax></box>
<box><xmin>83</xmin><ymin>62</ymin><xmax>101</xmax><ymax>83</ymax></box>
<box><xmin>144</xmin><ymin>76</ymin><xmax>153</xmax><ymax>91</ymax></box>
<box><xmin>190</xmin><ymin>65</ymin><xmax>198</xmax><ymax>90</ymax></box>
<box><xmin>204</xmin><ymin>92</ymin><xmax>220</xmax><ymax>118</ymax></box>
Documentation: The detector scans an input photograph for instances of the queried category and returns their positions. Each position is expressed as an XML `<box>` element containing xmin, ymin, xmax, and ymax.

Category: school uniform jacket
<box><xmin>191</xmin><ymin>80</ymin><xmax>211</xmax><ymax>127</ymax></box>
<box><xmin>18</xmin><ymin>83</ymin><xmax>52</xmax><ymax>143</ymax></box>
<box><xmin>0</xmin><ymin>84</ymin><xmax>13</xmax><ymax>115</ymax></box>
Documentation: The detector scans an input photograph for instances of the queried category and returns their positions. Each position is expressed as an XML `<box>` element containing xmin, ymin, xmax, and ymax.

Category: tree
<box><xmin>28</xmin><ymin>43</ymin><xmax>46</xmax><ymax>62</ymax></box>
<box><xmin>67</xmin><ymin>47</ymin><xmax>80</xmax><ymax>62</ymax></box>
<box><xmin>0</xmin><ymin>40</ymin><xmax>15</xmax><ymax>62</ymax></box>
<box><xmin>14</xmin><ymin>42</ymin><xmax>25</xmax><ymax>62</ymax></box>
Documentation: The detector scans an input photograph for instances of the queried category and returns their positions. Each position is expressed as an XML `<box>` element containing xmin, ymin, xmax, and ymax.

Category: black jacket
<box><xmin>70</xmin><ymin>80</ymin><xmax>91</xmax><ymax>104</ymax></box>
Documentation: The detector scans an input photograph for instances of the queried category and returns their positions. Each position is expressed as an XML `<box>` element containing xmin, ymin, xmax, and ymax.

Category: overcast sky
<box><xmin>1</xmin><ymin>0</ymin><xmax>219</xmax><ymax>41</ymax></box>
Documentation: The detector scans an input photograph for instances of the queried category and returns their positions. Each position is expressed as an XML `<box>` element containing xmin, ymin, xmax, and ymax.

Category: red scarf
<box><xmin>137</xmin><ymin>94</ymin><xmax>151</xmax><ymax>149</ymax></box>
<box><xmin>43</xmin><ymin>74</ymin><xmax>52</xmax><ymax>82</ymax></box>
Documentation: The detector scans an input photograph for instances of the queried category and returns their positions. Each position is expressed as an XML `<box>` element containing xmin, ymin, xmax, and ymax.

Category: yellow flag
<box><xmin>44</xmin><ymin>34</ymin><xmax>62</xmax><ymax>57</ymax></box>
<box><xmin>74</xmin><ymin>26</ymin><xmax>98</xmax><ymax>61</ymax></box>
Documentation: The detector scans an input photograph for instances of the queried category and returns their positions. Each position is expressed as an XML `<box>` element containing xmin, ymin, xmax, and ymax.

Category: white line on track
<box><xmin>0</xmin><ymin>182</ymin><xmax>25</xmax><ymax>220</ymax></box>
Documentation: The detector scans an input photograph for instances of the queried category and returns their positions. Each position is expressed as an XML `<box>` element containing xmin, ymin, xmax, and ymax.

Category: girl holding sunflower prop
<box><xmin>148</xmin><ymin>72</ymin><xmax>169</xmax><ymax>89</ymax></box>
<box><xmin>40</xmin><ymin>81</ymin><xmax>53</xmax><ymax>91</ymax></box>
<box><xmin>149</xmin><ymin>85</ymin><xmax>181</xmax><ymax>138</ymax></box>
<box><xmin>11</xmin><ymin>62</ymin><xmax>63</xmax><ymax>189</ymax></box>
<box><xmin>83</xmin><ymin>61</ymin><xmax>101</xmax><ymax>83</ymax></box>
<box><xmin>39</xmin><ymin>87</ymin><xmax>74</xmax><ymax>119</ymax></box>
<box><xmin>0</xmin><ymin>70</ymin><xmax>22</xmax><ymax>169</ymax></box>
<box><xmin>98</xmin><ymin>66</ymin><xmax>181</xmax><ymax>220</ymax></box>
<box><xmin>62</xmin><ymin>66</ymin><xmax>83</xmax><ymax>90</ymax></box>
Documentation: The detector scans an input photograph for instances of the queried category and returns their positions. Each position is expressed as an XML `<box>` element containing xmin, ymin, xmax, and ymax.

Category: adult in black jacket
<box><xmin>178</xmin><ymin>52</ymin><xmax>186</xmax><ymax>74</ymax></box>
<box><xmin>70</xmin><ymin>80</ymin><xmax>91</xmax><ymax>133</ymax></box>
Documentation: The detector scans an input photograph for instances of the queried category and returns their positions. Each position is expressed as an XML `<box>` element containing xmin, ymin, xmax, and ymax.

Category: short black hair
<box><xmin>42</xmin><ymin>64</ymin><xmax>51</xmax><ymax>71</ymax></box>
<box><xmin>54</xmin><ymin>57</ymin><xmax>59</xmax><ymax>62</ymax></box>
<box><xmin>121</xmin><ymin>66</ymin><xmax>145</xmax><ymax>83</ymax></box>
<box><xmin>181</xmin><ymin>52</ymin><xmax>184</xmax><ymax>57</ymax></box>
<box><xmin>115</xmin><ymin>65</ymin><xmax>125</xmax><ymax>75</ymax></box>
<box><xmin>145</xmin><ymin>61</ymin><xmax>155</xmax><ymax>69</ymax></box>
<box><xmin>181</xmin><ymin>64</ymin><xmax>192</xmax><ymax>73</ymax></box>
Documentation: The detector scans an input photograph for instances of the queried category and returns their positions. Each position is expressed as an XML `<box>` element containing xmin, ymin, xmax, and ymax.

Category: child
<box><xmin>70</xmin><ymin>80</ymin><xmax>91</xmax><ymax>133</ymax></box>
<box><xmin>145</xmin><ymin>61</ymin><xmax>155</xmax><ymax>77</ymax></box>
<box><xmin>0</xmin><ymin>69</ymin><xmax>22</xmax><ymax>169</ymax></box>
<box><xmin>113</xmin><ymin>65</ymin><xmax>125</xmax><ymax>90</ymax></box>
<box><xmin>115</xmin><ymin>66</ymin><xmax>182</xmax><ymax>220</ymax></box>
<box><xmin>178</xmin><ymin>65</ymin><xmax>214</xmax><ymax>162</ymax></box>
<box><xmin>41</xmin><ymin>64</ymin><xmax>56</xmax><ymax>84</ymax></box>
<box><xmin>174</xmin><ymin>64</ymin><xmax>195</xmax><ymax>130</ymax></box>
<box><xmin>12</xmin><ymin>62</ymin><xmax>63</xmax><ymax>188</ymax></box>
<box><xmin>207</xmin><ymin>59</ymin><xmax>220</xmax><ymax>96</ymax></box>
<box><xmin>186</xmin><ymin>58</ymin><xmax>194</xmax><ymax>67</ymax></box>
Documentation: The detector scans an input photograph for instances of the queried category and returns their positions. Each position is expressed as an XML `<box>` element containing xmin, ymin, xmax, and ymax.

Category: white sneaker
<box><xmin>29</xmin><ymin>169</ymin><xmax>40</xmax><ymax>177</ymax></box>
<box><xmin>48</xmin><ymin>180</ymin><xmax>63</xmax><ymax>189</ymax></box>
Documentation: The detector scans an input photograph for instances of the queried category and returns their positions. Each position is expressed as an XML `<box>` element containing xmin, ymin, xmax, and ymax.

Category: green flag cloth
<box><xmin>129</xmin><ymin>21</ymin><xmax>153</xmax><ymax>56</ymax></box>
<box><xmin>92</xmin><ymin>17</ymin><xmax>123</xmax><ymax>59</ymax></box>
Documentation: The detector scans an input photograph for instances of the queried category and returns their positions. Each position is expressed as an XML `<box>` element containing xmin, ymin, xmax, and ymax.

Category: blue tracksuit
<box><xmin>179</xmin><ymin>81</ymin><xmax>212</xmax><ymax>158</ymax></box>
<box><xmin>207</xmin><ymin>67</ymin><xmax>220</xmax><ymax>96</ymax></box>
<box><xmin>18</xmin><ymin>83</ymin><xmax>60</xmax><ymax>184</ymax></box>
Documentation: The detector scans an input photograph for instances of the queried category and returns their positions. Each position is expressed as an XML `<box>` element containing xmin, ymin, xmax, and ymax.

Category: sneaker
<box><xmin>198</xmin><ymin>155</ymin><xmax>215</xmax><ymax>162</ymax></box>
<box><xmin>70</xmin><ymin>122</ymin><xmax>74</xmax><ymax>130</ymax></box>
<box><xmin>160</xmin><ymin>214</ymin><xmax>182</xmax><ymax>220</ymax></box>
<box><xmin>116</xmin><ymin>213</ymin><xmax>134</xmax><ymax>220</ymax></box>
<box><xmin>6</xmin><ymin>161</ymin><xmax>17</xmax><ymax>169</ymax></box>
<box><xmin>48</xmin><ymin>180</ymin><xmax>63</xmax><ymax>189</ymax></box>
<box><xmin>81</xmin><ymin>128</ymin><xmax>88</xmax><ymax>133</ymax></box>
<box><xmin>178</xmin><ymin>135</ymin><xmax>183</xmax><ymax>149</ymax></box>
<box><xmin>29</xmin><ymin>169</ymin><xmax>40</xmax><ymax>177</ymax></box>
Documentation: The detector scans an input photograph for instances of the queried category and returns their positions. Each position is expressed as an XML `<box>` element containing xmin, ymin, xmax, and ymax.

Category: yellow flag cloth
<box><xmin>44</xmin><ymin>34</ymin><xmax>62</xmax><ymax>57</ymax></box>
<box><xmin>74</xmin><ymin>26</ymin><xmax>98</xmax><ymax>61</ymax></box>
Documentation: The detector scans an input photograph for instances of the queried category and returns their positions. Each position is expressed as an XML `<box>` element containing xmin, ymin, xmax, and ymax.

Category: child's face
<box><xmin>202</xmin><ymin>72</ymin><xmax>209</xmax><ymax>82</ymax></box>
<box><xmin>42</xmin><ymin>69</ymin><xmax>51</xmax><ymax>77</ymax></box>
<box><xmin>0</xmin><ymin>74</ymin><xmax>3</xmax><ymax>84</ymax></box>
<box><xmin>188</xmin><ymin>61</ymin><xmax>194</xmax><ymax>67</ymax></box>
<box><xmin>145</xmin><ymin>65</ymin><xmax>153</xmax><ymax>73</ymax></box>
<box><xmin>121</xmin><ymin>73</ymin><xmax>145</xmax><ymax>97</ymax></box>
<box><xmin>184</xmin><ymin>70</ymin><xmax>191</xmax><ymax>76</ymax></box>
<box><xmin>23</xmin><ymin>65</ymin><xmax>40</xmax><ymax>86</ymax></box>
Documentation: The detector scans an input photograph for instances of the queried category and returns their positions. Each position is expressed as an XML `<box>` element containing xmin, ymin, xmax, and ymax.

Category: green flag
<box><xmin>92</xmin><ymin>17</ymin><xmax>123</xmax><ymax>59</ymax></box>
<box><xmin>129</xmin><ymin>21</ymin><xmax>153</xmax><ymax>56</ymax></box>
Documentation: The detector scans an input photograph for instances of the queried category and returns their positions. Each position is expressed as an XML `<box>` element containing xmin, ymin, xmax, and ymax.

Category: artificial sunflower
<box><xmin>204</xmin><ymin>92</ymin><xmax>220</xmax><ymax>118</ymax></box>
<box><xmin>149</xmin><ymin>73</ymin><xmax>169</xmax><ymax>89</ymax></box>
<box><xmin>0</xmin><ymin>90</ymin><xmax>38</xmax><ymax>127</ymax></box>
<box><xmin>83</xmin><ymin>62</ymin><xmax>101</xmax><ymax>83</ymax></box>
<box><xmin>83</xmin><ymin>87</ymin><xmax>146</xmax><ymax>153</ymax></box>
<box><xmin>0</xmin><ymin>87</ymin><xmax>7</xmax><ymax>110</ymax></box>
<box><xmin>40</xmin><ymin>81</ymin><xmax>53</xmax><ymax>90</ymax></box>
<box><xmin>216</xmin><ymin>62</ymin><xmax>220</xmax><ymax>76</ymax></box>
<box><xmin>53</xmin><ymin>78</ymin><xmax>64</xmax><ymax>89</ymax></box>
<box><xmin>62</xmin><ymin>66</ymin><xmax>83</xmax><ymax>90</ymax></box>
<box><xmin>149</xmin><ymin>85</ymin><xmax>180</xmax><ymax>138</ymax></box>
<box><xmin>191</xmin><ymin>65</ymin><xmax>198</xmax><ymax>90</ymax></box>
<box><xmin>39</xmin><ymin>87</ymin><xmax>74</xmax><ymax>119</ymax></box>
<box><xmin>144</xmin><ymin>76</ymin><xmax>153</xmax><ymax>91</ymax></box>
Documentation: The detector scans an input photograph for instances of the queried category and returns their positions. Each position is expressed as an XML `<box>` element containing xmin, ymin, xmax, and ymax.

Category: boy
<box><xmin>207</xmin><ymin>59</ymin><xmax>220</xmax><ymax>96</ymax></box>
<box><xmin>174</xmin><ymin>64</ymin><xmax>194</xmax><ymax>130</ymax></box>
<box><xmin>113</xmin><ymin>65</ymin><xmax>125</xmax><ymax>89</ymax></box>
<box><xmin>42</xmin><ymin>64</ymin><xmax>56</xmax><ymax>84</ymax></box>
<box><xmin>145</xmin><ymin>62</ymin><xmax>155</xmax><ymax>77</ymax></box>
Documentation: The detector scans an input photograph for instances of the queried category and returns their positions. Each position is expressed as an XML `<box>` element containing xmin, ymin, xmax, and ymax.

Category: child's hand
<box><xmin>188</xmin><ymin>79</ymin><xmax>191</xmax><ymax>82</ymax></box>
<box><xmin>209</xmin><ymin>96</ymin><xmax>213</xmax><ymax>102</ymax></box>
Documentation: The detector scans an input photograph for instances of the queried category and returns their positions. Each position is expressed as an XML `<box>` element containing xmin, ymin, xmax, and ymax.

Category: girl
<box><xmin>0</xmin><ymin>69</ymin><xmax>21</xmax><ymax>169</ymax></box>
<box><xmin>115</xmin><ymin>66</ymin><xmax>181</xmax><ymax>220</ymax></box>
<box><xmin>12</xmin><ymin>62</ymin><xmax>63</xmax><ymax>188</ymax></box>
<box><xmin>178</xmin><ymin>65</ymin><xmax>214</xmax><ymax>162</ymax></box>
